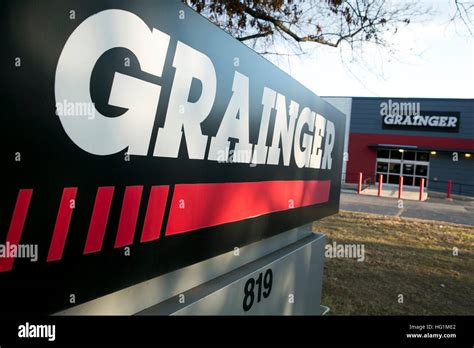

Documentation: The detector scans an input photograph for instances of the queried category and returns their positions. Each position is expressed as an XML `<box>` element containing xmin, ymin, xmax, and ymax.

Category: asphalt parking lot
<box><xmin>340</xmin><ymin>191</ymin><xmax>474</xmax><ymax>226</ymax></box>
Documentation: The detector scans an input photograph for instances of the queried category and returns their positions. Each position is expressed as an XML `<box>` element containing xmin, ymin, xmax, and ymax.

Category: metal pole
<box><xmin>398</xmin><ymin>176</ymin><xmax>403</xmax><ymax>199</ymax></box>
<box><xmin>378</xmin><ymin>174</ymin><xmax>383</xmax><ymax>197</ymax></box>
<box><xmin>419</xmin><ymin>178</ymin><xmax>425</xmax><ymax>201</ymax></box>
<box><xmin>447</xmin><ymin>180</ymin><xmax>452</xmax><ymax>199</ymax></box>
<box><xmin>358</xmin><ymin>172</ymin><xmax>363</xmax><ymax>194</ymax></box>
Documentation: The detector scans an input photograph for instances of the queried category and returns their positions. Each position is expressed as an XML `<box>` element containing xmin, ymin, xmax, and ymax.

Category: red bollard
<box><xmin>398</xmin><ymin>176</ymin><xmax>403</xmax><ymax>199</ymax></box>
<box><xmin>378</xmin><ymin>174</ymin><xmax>383</xmax><ymax>197</ymax></box>
<box><xmin>447</xmin><ymin>180</ymin><xmax>452</xmax><ymax>199</ymax></box>
<box><xmin>357</xmin><ymin>172</ymin><xmax>363</xmax><ymax>194</ymax></box>
<box><xmin>419</xmin><ymin>178</ymin><xmax>425</xmax><ymax>201</ymax></box>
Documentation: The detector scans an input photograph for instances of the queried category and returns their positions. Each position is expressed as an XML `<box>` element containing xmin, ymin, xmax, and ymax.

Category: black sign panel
<box><xmin>382</xmin><ymin>111</ymin><xmax>461</xmax><ymax>133</ymax></box>
<box><xmin>1</xmin><ymin>0</ymin><xmax>345</xmax><ymax>314</ymax></box>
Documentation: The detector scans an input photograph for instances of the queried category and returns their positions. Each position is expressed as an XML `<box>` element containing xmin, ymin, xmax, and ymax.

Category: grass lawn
<box><xmin>313</xmin><ymin>210</ymin><xmax>474</xmax><ymax>315</ymax></box>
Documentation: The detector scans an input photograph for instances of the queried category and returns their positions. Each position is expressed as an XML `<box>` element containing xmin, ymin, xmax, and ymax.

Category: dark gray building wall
<box><xmin>429</xmin><ymin>153</ymin><xmax>474</xmax><ymax>196</ymax></box>
<box><xmin>350</xmin><ymin>97</ymin><xmax>474</xmax><ymax>139</ymax></box>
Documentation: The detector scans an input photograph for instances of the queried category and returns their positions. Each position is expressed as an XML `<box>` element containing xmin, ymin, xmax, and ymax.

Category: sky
<box><xmin>268</xmin><ymin>0</ymin><xmax>474</xmax><ymax>99</ymax></box>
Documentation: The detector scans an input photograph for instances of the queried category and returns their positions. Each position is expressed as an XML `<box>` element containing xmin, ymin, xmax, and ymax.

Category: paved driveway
<box><xmin>340</xmin><ymin>192</ymin><xmax>474</xmax><ymax>226</ymax></box>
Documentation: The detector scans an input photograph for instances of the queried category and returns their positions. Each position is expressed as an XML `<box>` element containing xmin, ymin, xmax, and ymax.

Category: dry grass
<box><xmin>313</xmin><ymin>210</ymin><xmax>474</xmax><ymax>315</ymax></box>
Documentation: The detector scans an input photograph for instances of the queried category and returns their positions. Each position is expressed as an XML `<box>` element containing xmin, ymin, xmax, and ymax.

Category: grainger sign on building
<box><xmin>1</xmin><ymin>0</ymin><xmax>345</xmax><ymax>314</ymax></box>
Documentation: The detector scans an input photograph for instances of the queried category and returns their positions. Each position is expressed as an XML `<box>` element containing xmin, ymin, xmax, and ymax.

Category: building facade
<box><xmin>323</xmin><ymin>97</ymin><xmax>474</xmax><ymax>196</ymax></box>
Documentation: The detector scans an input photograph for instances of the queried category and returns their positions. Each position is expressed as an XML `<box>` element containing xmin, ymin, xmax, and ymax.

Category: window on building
<box><xmin>415</xmin><ymin>164</ymin><xmax>428</xmax><ymax>176</ymax></box>
<box><xmin>402</xmin><ymin>163</ymin><xmax>414</xmax><ymax>175</ymax></box>
<box><xmin>389</xmin><ymin>163</ymin><xmax>401</xmax><ymax>174</ymax></box>
<box><xmin>388</xmin><ymin>175</ymin><xmax>399</xmax><ymax>184</ymax></box>
<box><xmin>403</xmin><ymin>151</ymin><xmax>416</xmax><ymax>161</ymax></box>
<box><xmin>391</xmin><ymin>150</ymin><xmax>403</xmax><ymax>160</ymax></box>
<box><xmin>377</xmin><ymin>162</ymin><xmax>388</xmax><ymax>173</ymax></box>
<box><xmin>416</xmin><ymin>152</ymin><xmax>430</xmax><ymax>162</ymax></box>
<box><xmin>375</xmin><ymin>149</ymin><xmax>430</xmax><ymax>187</ymax></box>
<box><xmin>377</xmin><ymin>149</ymin><xmax>390</xmax><ymax>159</ymax></box>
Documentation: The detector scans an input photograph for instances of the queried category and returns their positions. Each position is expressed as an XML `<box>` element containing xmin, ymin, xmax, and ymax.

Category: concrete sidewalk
<box><xmin>360</xmin><ymin>185</ymin><xmax>427</xmax><ymax>201</ymax></box>
<box><xmin>340</xmin><ymin>191</ymin><xmax>474</xmax><ymax>226</ymax></box>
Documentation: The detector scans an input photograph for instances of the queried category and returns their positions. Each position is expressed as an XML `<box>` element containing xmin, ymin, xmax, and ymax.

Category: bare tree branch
<box><xmin>451</xmin><ymin>0</ymin><xmax>474</xmax><ymax>34</ymax></box>
<box><xmin>238</xmin><ymin>30</ymin><xmax>273</xmax><ymax>41</ymax></box>
<box><xmin>185</xmin><ymin>0</ymin><xmax>427</xmax><ymax>57</ymax></box>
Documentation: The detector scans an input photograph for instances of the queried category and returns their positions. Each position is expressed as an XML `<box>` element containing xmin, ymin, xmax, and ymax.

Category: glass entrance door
<box><xmin>375</xmin><ymin>149</ymin><xmax>429</xmax><ymax>187</ymax></box>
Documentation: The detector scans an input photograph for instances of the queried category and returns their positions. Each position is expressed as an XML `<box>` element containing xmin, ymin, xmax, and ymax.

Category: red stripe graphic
<box><xmin>141</xmin><ymin>186</ymin><xmax>169</xmax><ymax>243</ymax></box>
<box><xmin>84</xmin><ymin>187</ymin><xmax>115</xmax><ymax>254</ymax></box>
<box><xmin>114</xmin><ymin>186</ymin><xmax>143</xmax><ymax>248</ymax></box>
<box><xmin>47</xmin><ymin>187</ymin><xmax>77</xmax><ymax>262</ymax></box>
<box><xmin>0</xmin><ymin>189</ymin><xmax>33</xmax><ymax>272</ymax></box>
<box><xmin>165</xmin><ymin>180</ymin><xmax>331</xmax><ymax>236</ymax></box>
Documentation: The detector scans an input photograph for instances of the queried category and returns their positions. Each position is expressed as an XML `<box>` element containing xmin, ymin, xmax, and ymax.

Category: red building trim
<box><xmin>346</xmin><ymin>133</ymin><xmax>474</xmax><ymax>183</ymax></box>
